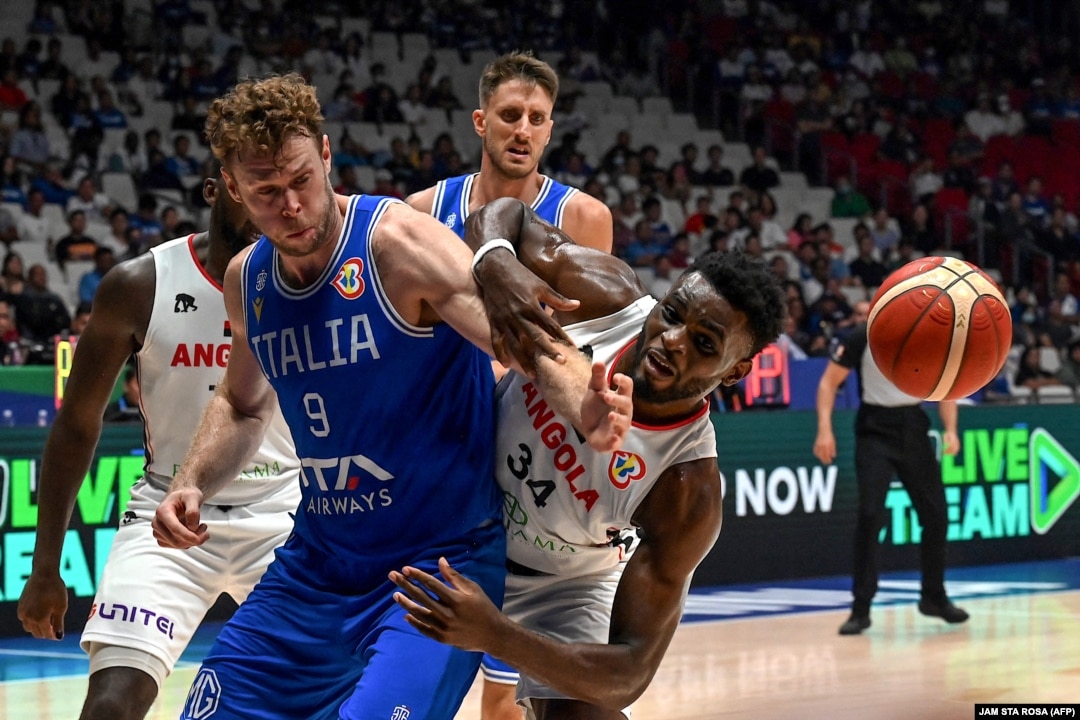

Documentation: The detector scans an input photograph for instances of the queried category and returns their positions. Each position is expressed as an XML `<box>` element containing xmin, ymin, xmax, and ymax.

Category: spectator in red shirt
<box><xmin>0</xmin><ymin>69</ymin><xmax>28</xmax><ymax>112</ymax></box>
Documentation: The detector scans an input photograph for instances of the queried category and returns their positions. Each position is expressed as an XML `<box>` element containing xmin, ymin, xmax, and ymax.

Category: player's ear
<box><xmin>321</xmin><ymin>134</ymin><xmax>332</xmax><ymax>173</ymax></box>
<box><xmin>202</xmin><ymin>177</ymin><xmax>216</xmax><ymax>206</ymax></box>
<box><xmin>720</xmin><ymin>358</ymin><xmax>754</xmax><ymax>387</ymax></box>
<box><xmin>472</xmin><ymin>109</ymin><xmax>485</xmax><ymax>136</ymax></box>
<box><xmin>221</xmin><ymin>169</ymin><xmax>242</xmax><ymax>203</ymax></box>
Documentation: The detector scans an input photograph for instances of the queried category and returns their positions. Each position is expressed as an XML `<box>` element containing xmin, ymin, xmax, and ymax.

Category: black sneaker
<box><xmin>838</xmin><ymin>613</ymin><xmax>871</xmax><ymax>635</ymax></box>
<box><xmin>918</xmin><ymin>600</ymin><xmax>970</xmax><ymax>624</ymax></box>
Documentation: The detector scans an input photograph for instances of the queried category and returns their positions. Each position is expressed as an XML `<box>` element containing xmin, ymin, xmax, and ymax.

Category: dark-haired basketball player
<box><xmin>391</xmin><ymin>197</ymin><xmax>786</xmax><ymax>720</ymax></box>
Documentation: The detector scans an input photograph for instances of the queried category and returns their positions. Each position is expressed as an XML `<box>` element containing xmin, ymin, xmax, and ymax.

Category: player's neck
<box><xmin>192</xmin><ymin>231</ymin><xmax>228</xmax><ymax>285</ymax></box>
<box><xmin>631</xmin><ymin>395</ymin><xmax>708</xmax><ymax>428</ymax></box>
<box><xmin>471</xmin><ymin>162</ymin><xmax>543</xmax><ymax>210</ymax></box>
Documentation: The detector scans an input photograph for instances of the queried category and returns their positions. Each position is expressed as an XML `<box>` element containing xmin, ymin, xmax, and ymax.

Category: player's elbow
<box><xmin>591</xmin><ymin>672</ymin><xmax>653</xmax><ymax>709</ymax></box>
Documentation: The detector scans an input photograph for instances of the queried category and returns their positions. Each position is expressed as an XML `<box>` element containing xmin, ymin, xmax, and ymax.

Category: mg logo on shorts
<box><xmin>390</xmin><ymin>706</ymin><xmax>411</xmax><ymax>720</ymax></box>
<box><xmin>183</xmin><ymin>668</ymin><xmax>221</xmax><ymax>719</ymax></box>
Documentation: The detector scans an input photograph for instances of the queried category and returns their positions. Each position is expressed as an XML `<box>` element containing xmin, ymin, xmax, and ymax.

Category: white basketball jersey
<box><xmin>139</xmin><ymin>235</ymin><xmax>299</xmax><ymax>506</ymax></box>
<box><xmin>495</xmin><ymin>295</ymin><xmax>718</xmax><ymax>577</ymax></box>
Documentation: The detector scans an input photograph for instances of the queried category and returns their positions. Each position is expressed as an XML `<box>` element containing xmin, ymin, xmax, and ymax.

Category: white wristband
<box><xmin>471</xmin><ymin>238</ymin><xmax>516</xmax><ymax>274</ymax></box>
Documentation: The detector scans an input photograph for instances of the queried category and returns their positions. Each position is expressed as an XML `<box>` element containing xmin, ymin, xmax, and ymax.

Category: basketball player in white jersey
<box><xmin>406</xmin><ymin>51</ymin><xmax>612</xmax><ymax>254</ymax></box>
<box><xmin>17</xmin><ymin>169</ymin><xmax>302</xmax><ymax>720</ymax></box>
<box><xmin>390</xmin><ymin>197</ymin><xmax>787</xmax><ymax>719</ymax></box>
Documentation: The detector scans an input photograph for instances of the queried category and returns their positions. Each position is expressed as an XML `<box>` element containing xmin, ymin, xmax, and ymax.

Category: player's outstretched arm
<box><xmin>152</xmin><ymin>250</ymin><xmax>277</xmax><ymax>549</ymax></box>
<box><xmin>466</xmin><ymin>197</ymin><xmax>644</xmax><ymax>328</ymax></box>
<box><xmin>18</xmin><ymin>256</ymin><xmax>154</xmax><ymax>640</ymax></box>
<box><xmin>373</xmin><ymin>201</ymin><xmax>578</xmax><ymax>376</ymax></box>
<box><xmin>390</xmin><ymin>458</ymin><xmax>722</xmax><ymax>709</ymax></box>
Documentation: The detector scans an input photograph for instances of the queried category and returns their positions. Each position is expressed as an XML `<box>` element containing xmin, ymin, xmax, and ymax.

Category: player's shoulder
<box><xmin>99</xmin><ymin>250</ymin><xmax>157</xmax><ymax>299</ymax></box>
<box><xmin>404</xmin><ymin>183</ymin><xmax>438</xmax><ymax>213</ymax></box>
<box><xmin>561</xmin><ymin>191</ymin><xmax>613</xmax><ymax>251</ymax></box>
<box><xmin>565</xmin><ymin>189</ymin><xmax>611</xmax><ymax>222</ymax></box>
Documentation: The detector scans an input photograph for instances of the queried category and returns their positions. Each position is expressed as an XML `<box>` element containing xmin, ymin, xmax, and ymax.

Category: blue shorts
<box><xmin>180</xmin><ymin>523</ymin><xmax>506</xmax><ymax>720</ymax></box>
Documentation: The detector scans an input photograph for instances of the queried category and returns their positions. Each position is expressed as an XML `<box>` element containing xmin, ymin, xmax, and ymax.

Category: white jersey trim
<box><xmin>367</xmin><ymin>197</ymin><xmax>434</xmax><ymax>338</ymax></box>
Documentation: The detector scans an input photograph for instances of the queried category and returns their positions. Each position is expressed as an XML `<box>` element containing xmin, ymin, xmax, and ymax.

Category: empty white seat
<box><xmin>630</xmin><ymin>114</ymin><xmax>665</xmax><ymax>139</ymax></box>
<box><xmin>641</xmin><ymin>96</ymin><xmax>673</xmax><ymax>118</ymax></box>
<box><xmin>354</xmin><ymin>165</ymin><xmax>376</xmax><ymax>192</ymax></box>
<box><xmin>400</xmin><ymin>33</ymin><xmax>430</xmax><ymax>59</ymax></box>
<box><xmin>665</xmin><ymin>113</ymin><xmax>698</xmax><ymax>139</ymax></box>
<box><xmin>581</xmin><ymin>81</ymin><xmax>614</xmax><ymax>105</ymax></box>
<box><xmin>607</xmin><ymin>96</ymin><xmax>639</xmax><ymax>118</ymax></box>
<box><xmin>1036</xmin><ymin>385</ymin><xmax>1075</xmax><ymax>404</ymax></box>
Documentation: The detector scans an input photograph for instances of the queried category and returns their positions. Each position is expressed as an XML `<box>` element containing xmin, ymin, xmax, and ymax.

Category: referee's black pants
<box><xmin>851</xmin><ymin>404</ymin><xmax>949</xmax><ymax>615</ymax></box>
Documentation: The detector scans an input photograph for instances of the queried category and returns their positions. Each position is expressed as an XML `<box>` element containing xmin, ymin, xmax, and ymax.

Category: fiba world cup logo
<box><xmin>608</xmin><ymin>451</ymin><xmax>647</xmax><ymax>490</ymax></box>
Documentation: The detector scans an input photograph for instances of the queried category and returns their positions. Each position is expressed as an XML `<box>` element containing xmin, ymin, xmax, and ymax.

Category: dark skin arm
<box><xmin>467</xmin><ymin>196</ymin><xmax>646</xmax><ymax>334</ymax></box>
<box><xmin>17</xmin><ymin>253</ymin><xmax>154</xmax><ymax>640</ymax></box>
<box><xmin>390</xmin><ymin>457</ymin><xmax>723</xmax><ymax>709</ymax></box>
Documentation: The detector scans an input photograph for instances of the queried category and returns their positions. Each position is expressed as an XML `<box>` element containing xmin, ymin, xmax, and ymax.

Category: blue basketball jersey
<box><xmin>429</xmin><ymin>173</ymin><xmax>578</xmax><ymax>237</ymax></box>
<box><xmin>240</xmin><ymin>195</ymin><xmax>500</xmax><ymax>578</ymax></box>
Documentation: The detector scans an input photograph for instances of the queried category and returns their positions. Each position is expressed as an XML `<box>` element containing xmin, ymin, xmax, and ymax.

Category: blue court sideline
<box><xmin>2</xmin><ymin>558</ymin><xmax>1078</xmax><ymax>682</ymax></box>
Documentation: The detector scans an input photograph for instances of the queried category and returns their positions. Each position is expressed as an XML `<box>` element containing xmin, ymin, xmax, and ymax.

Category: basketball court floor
<box><xmin>2</xmin><ymin>558</ymin><xmax>1078</xmax><ymax>719</ymax></box>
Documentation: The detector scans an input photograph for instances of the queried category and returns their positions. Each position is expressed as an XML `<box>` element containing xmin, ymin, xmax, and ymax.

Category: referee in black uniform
<box><xmin>813</xmin><ymin>302</ymin><xmax>969</xmax><ymax>635</ymax></box>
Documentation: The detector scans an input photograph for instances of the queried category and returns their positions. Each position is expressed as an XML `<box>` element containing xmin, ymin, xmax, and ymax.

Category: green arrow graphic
<box><xmin>1029</xmin><ymin>428</ymin><xmax>1080</xmax><ymax>534</ymax></box>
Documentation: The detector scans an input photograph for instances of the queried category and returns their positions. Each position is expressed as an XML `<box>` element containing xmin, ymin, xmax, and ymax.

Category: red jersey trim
<box><xmin>608</xmin><ymin>341</ymin><xmax>710</xmax><ymax>431</ymax></box>
<box><xmin>187</xmin><ymin>234</ymin><xmax>223</xmax><ymax>293</ymax></box>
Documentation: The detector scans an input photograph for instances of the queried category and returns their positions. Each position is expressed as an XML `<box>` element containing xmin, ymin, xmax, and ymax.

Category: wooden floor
<box><xmin>3</xmin><ymin>588</ymin><xmax>1078</xmax><ymax>719</ymax></box>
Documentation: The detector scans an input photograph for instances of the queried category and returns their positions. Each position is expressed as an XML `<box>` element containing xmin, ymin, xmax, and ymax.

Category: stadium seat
<box><xmin>666</xmin><ymin>113</ymin><xmax>698</xmax><ymax>138</ymax></box>
<box><xmin>101</xmin><ymin>172</ymin><xmax>138</xmax><ymax>212</ymax></box>
<box><xmin>607</xmin><ymin>96</ymin><xmax>640</xmax><ymax>118</ymax></box>
<box><xmin>641</xmin><ymin>96</ymin><xmax>673</xmax><ymax>118</ymax></box>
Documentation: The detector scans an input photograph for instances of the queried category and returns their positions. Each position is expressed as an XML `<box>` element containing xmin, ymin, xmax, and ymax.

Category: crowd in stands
<box><xmin>0</xmin><ymin>0</ymin><xmax>1078</xmax><ymax>403</ymax></box>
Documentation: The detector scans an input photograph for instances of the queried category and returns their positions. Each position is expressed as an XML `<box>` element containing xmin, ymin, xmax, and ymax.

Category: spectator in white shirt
<box><xmin>303</xmin><ymin>31</ymin><xmax>343</xmax><ymax>78</ymax></box>
<box><xmin>398</xmin><ymin>83</ymin><xmax>429</xmax><ymax>127</ymax></box>
<box><xmin>997</xmin><ymin>94</ymin><xmax>1026</xmax><ymax>136</ymax></box>
<box><xmin>964</xmin><ymin>93</ymin><xmax>1006</xmax><ymax>141</ymax></box>
<box><xmin>65</xmin><ymin>177</ymin><xmax>114</xmax><ymax>226</ymax></box>
<box><xmin>16</xmin><ymin>189</ymin><xmax>55</xmax><ymax>248</ymax></box>
<box><xmin>848</xmin><ymin>39</ymin><xmax>885</xmax><ymax>79</ymax></box>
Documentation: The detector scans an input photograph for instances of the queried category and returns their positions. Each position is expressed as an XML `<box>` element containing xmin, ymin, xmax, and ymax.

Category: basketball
<box><xmin>867</xmin><ymin>256</ymin><xmax>1012</xmax><ymax>401</ymax></box>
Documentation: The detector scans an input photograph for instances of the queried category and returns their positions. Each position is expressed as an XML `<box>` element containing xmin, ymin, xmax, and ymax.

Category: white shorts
<box><xmin>502</xmin><ymin>565</ymin><xmax>633</xmax><ymax>719</ymax></box>
<box><xmin>80</xmin><ymin>477</ymin><xmax>297</xmax><ymax>687</ymax></box>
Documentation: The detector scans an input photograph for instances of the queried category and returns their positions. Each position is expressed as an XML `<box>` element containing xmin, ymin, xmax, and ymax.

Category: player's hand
<box><xmin>389</xmin><ymin>557</ymin><xmax>505</xmax><ymax>654</ymax></box>
<box><xmin>473</xmin><ymin>250</ymin><xmax>579</xmax><ymax>377</ymax></box>
<box><xmin>580</xmin><ymin>362</ymin><xmax>633</xmax><ymax>453</ymax></box>
<box><xmin>17</xmin><ymin>571</ymin><xmax>68</xmax><ymax>640</ymax></box>
<box><xmin>152</xmin><ymin>486</ymin><xmax>209</xmax><ymax>549</ymax></box>
<box><xmin>941</xmin><ymin>429</ymin><xmax>960</xmax><ymax>456</ymax></box>
<box><xmin>813</xmin><ymin>430</ymin><xmax>836</xmax><ymax>465</ymax></box>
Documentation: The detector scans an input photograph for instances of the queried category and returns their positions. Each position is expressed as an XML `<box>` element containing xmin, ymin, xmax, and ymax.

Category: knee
<box><xmin>81</xmin><ymin>691</ymin><xmax>142</xmax><ymax>720</ymax></box>
<box><xmin>81</xmin><ymin>670</ymin><xmax>157</xmax><ymax>720</ymax></box>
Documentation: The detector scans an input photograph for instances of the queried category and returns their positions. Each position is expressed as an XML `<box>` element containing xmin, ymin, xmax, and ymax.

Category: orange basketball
<box><xmin>867</xmin><ymin>256</ymin><xmax>1012</xmax><ymax>401</ymax></box>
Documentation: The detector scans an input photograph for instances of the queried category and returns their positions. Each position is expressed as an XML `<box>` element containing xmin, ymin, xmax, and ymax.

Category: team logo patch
<box><xmin>332</xmin><ymin>257</ymin><xmax>366</xmax><ymax>300</ymax></box>
<box><xmin>255</xmin><ymin>269</ymin><xmax>267</xmax><ymax>292</ymax></box>
<box><xmin>390</xmin><ymin>706</ymin><xmax>411</xmax><ymax>720</ymax></box>
<box><xmin>608</xmin><ymin>451</ymin><xmax>647</xmax><ymax>490</ymax></box>
<box><xmin>444</xmin><ymin>212</ymin><xmax>457</xmax><ymax>228</ymax></box>
<box><xmin>183</xmin><ymin>668</ymin><xmax>221</xmax><ymax>719</ymax></box>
